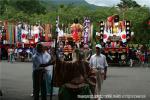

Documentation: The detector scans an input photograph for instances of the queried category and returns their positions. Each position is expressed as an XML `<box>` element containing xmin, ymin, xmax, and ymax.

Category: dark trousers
<box><xmin>0</xmin><ymin>90</ymin><xmax>2</xmax><ymax>96</ymax></box>
<box><xmin>33</xmin><ymin>70</ymin><xmax>47</xmax><ymax>100</ymax></box>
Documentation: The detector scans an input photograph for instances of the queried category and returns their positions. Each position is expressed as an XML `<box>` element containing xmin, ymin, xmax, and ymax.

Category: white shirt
<box><xmin>32</xmin><ymin>51</ymin><xmax>51</xmax><ymax>71</ymax></box>
<box><xmin>89</xmin><ymin>54</ymin><xmax>108</xmax><ymax>69</ymax></box>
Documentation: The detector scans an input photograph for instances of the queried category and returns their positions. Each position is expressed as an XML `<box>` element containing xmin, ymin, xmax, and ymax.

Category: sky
<box><xmin>85</xmin><ymin>0</ymin><xmax>150</xmax><ymax>7</ymax></box>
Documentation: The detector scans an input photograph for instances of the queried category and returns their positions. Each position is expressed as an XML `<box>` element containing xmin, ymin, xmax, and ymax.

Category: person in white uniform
<box><xmin>89</xmin><ymin>44</ymin><xmax>108</xmax><ymax>99</ymax></box>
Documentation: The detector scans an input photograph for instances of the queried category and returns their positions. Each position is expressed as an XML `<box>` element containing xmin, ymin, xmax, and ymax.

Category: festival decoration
<box><xmin>33</xmin><ymin>25</ymin><xmax>40</xmax><ymax>43</ymax></box>
<box><xmin>96</xmin><ymin>15</ymin><xmax>134</xmax><ymax>65</ymax></box>
<box><xmin>71</xmin><ymin>18</ymin><xmax>83</xmax><ymax>43</ymax></box>
<box><xmin>83</xmin><ymin>17</ymin><xmax>91</xmax><ymax>45</ymax></box>
<box><xmin>126</xmin><ymin>21</ymin><xmax>131</xmax><ymax>41</ymax></box>
<box><xmin>21</xmin><ymin>29</ymin><xmax>28</xmax><ymax>43</ymax></box>
<box><xmin>120</xmin><ymin>30</ymin><xmax>126</xmax><ymax>43</ymax></box>
<box><xmin>4</xmin><ymin>20</ymin><xmax>9</xmax><ymax>42</ymax></box>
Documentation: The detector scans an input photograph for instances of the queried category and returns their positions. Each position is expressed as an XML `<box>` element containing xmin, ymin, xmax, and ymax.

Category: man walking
<box><xmin>89</xmin><ymin>44</ymin><xmax>108</xmax><ymax>99</ymax></box>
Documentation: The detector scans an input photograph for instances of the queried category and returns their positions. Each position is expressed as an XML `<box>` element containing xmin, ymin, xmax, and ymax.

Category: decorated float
<box><xmin>96</xmin><ymin>15</ymin><xmax>134</xmax><ymax>65</ymax></box>
<box><xmin>0</xmin><ymin>20</ymin><xmax>53</xmax><ymax>61</ymax></box>
<box><xmin>57</xmin><ymin>17</ymin><xmax>93</xmax><ymax>61</ymax></box>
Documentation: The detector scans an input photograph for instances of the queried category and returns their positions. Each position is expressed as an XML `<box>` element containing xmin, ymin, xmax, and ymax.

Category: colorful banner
<box><xmin>8</xmin><ymin>23</ymin><xmax>12</xmax><ymax>44</ymax></box>
<box><xmin>4</xmin><ymin>20</ymin><xmax>9</xmax><ymax>42</ymax></box>
<box><xmin>12</xmin><ymin>22</ymin><xmax>15</xmax><ymax>44</ymax></box>
<box><xmin>17</xmin><ymin>24</ymin><xmax>22</xmax><ymax>42</ymax></box>
<box><xmin>83</xmin><ymin>18</ymin><xmax>91</xmax><ymax>44</ymax></box>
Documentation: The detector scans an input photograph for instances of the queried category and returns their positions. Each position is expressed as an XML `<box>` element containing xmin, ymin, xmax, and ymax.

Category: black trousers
<box><xmin>33</xmin><ymin>70</ymin><xmax>47</xmax><ymax>100</ymax></box>
<box><xmin>0</xmin><ymin>90</ymin><xmax>2</xmax><ymax>96</ymax></box>
<box><xmin>104</xmin><ymin>67</ymin><xmax>107</xmax><ymax>80</ymax></box>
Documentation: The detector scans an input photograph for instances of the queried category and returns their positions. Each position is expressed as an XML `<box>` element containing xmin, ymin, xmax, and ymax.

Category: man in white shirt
<box><xmin>32</xmin><ymin>43</ymin><xmax>54</xmax><ymax>100</ymax></box>
<box><xmin>89</xmin><ymin>44</ymin><xmax>108</xmax><ymax>99</ymax></box>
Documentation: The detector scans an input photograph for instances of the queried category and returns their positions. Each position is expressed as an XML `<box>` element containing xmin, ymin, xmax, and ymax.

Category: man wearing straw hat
<box><xmin>89</xmin><ymin>44</ymin><xmax>108</xmax><ymax>99</ymax></box>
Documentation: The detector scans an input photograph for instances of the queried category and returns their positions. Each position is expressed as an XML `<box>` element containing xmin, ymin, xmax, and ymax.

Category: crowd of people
<box><xmin>128</xmin><ymin>48</ymin><xmax>149</xmax><ymax>67</ymax></box>
<box><xmin>31</xmin><ymin>43</ymin><xmax>108</xmax><ymax>100</ymax></box>
<box><xmin>30</xmin><ymin>42</ymin><xmax>150</xmax><ymax>100</ymax></box>
<box><xmin>1</xmin><ymin>41</ymin><xmax>149</xmax><ymax>100</ymax></box>
<box><xmin>1</xmin><ymin>46</ymin><xmax>36</xmax><ymax>62</ymax></box>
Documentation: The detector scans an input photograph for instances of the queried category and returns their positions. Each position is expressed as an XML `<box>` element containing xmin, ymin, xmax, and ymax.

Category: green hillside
<box><xmin>42</xmin><ymin>0</ymin><xmax>88</xmax><ymax>5</ymax></box>
<box><xmin>40</xmin><ymin>0</ymin><xmax>99</xmax><ymax>11</ymax></box>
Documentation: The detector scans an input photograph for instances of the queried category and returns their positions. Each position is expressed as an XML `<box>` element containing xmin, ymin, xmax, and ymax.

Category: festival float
<box><xmin>0</xmin><ymin>20</ymin><xmax>53</xmax><ymax>60</ymax></box>
<box><xmin>57</xmin><ymin>17</ymin><xmax>93</xmax><ymax>61</ymax></box>
<box><xmin>96</xmin><ymin>15</ymin><xmax>133</xmax><ymax>65</ymax></box>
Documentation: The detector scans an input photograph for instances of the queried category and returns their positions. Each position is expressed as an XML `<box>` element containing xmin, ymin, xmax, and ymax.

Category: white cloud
<box><xmin>85</xmin><ymin>0</ymin><xmax>150</xmax><ymax>7</ymax></box>
<box><xmin>134</xmin><ymin>0</ymin><xmax>150</xmax><ymax>7</ymax></box>
<box><xmin>85</xmin><ymin>0</ymin><xmax>120</xmax><ymax>6</ymax></box>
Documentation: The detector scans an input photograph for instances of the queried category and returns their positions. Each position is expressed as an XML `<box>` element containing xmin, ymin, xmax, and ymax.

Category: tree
<box><xmin>0</xmin><ymin>0</ymin><xmax>9</xmax><ymax>15</ymax></box>
<box><xmin>117</xmin><ymin>0</ymin><xmax>141</xmax><ymax>9</ymax></box>
<box><xmin>15</xmin><ymin>0</ymin><xmax>46</xmax><ymax>15</ymax></box>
